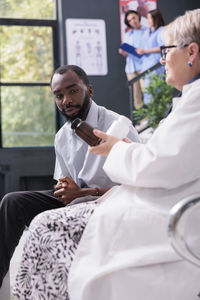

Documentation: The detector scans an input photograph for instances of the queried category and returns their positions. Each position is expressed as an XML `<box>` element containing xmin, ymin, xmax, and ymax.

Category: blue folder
<box><xmin>119</xmin><ymin>43</ymin><xmax>143</xmax><ymax>58</ymax></box>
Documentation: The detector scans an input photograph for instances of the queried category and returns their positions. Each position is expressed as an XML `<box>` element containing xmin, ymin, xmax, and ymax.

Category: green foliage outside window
<box><xmin>1</xmin><ymin>86</ymin><xmax>55</xmax><ymax>147</ymax></box>
<box><xmin>1</xmin><ymin>26</ymin><xmax>53</xmax><ymax>83</ymax></box>
<box><xmin>133</xmin><ymin>73</ymin><xmax>177</xmax><ymax>129</ymax></box>
<box><xmin>0</xmin><ymin>0</ymin><xmax>55</xmax><ymax>19</ymax></box>
<box><xmin>0</xmin><ymin>0</ymin><xmax>56</xmax><ymax>147</ymax></box>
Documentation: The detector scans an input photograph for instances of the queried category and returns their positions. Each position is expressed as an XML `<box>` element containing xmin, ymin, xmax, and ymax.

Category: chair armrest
<box><xmin>168</xmin><ymin>193</ymin><xmax>200</xmax><ymax>267</ymax></box>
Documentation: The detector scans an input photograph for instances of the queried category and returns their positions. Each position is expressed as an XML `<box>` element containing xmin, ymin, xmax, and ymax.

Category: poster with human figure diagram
<box><xmin>119</xmin><ymin>0</ymin><xmax>157</xmax><ymax>42</ymax></box>
<box><xmin>66</xmin><ymin>19</ymin><xmax>108</xmax><ymax>76</ymax></box>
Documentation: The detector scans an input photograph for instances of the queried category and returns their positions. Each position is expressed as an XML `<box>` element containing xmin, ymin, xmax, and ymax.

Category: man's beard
<box><xmin>60</xmin><ymin>93</ymin><xmax>90</xmax><ymax>122</ymax></box>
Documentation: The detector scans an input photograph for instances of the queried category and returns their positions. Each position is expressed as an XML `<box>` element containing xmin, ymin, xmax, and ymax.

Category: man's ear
<box><xmin>188</xmin><ymin>42</ymin><xmax>200</xmax><ymax>62</ymax></box>
<box><xmin>87</xmin><ymin>84</ymin><xmax>93</xmax><ymax>98</ymax></box>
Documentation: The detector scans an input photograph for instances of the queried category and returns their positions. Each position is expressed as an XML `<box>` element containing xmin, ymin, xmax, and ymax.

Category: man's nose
<box><xmin>62</xmin><ymin>95</ymin><xmax>72</xmax><ymax>105</ymax></box>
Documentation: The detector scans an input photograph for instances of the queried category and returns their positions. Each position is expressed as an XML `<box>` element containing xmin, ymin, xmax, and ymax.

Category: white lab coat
<box><xmin>68</xmin><ymin>79</ymin><xmax>200</xmax><ymax>300</ymax></box>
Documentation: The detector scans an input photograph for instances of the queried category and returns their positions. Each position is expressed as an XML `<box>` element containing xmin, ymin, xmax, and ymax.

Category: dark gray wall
<box><xmin>0</xmin><ymin>148</ymin><xmax>55</xmax><ymax>197</ymax></box>
<box><xmin>158</xmin><ymin>0</ymin><xmax>200</xmax><ymax>24</ymax></box>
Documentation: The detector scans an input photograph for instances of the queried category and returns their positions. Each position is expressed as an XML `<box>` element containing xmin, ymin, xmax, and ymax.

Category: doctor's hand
<box><xmin>54</xmin><ymin>177</ymin><xmax>81</xmax><ymax>205</ymax></box>
<box><xmin>89</xmin><ymin>129</ymin><xmax>120</xmax><ymax>157</ymax></box>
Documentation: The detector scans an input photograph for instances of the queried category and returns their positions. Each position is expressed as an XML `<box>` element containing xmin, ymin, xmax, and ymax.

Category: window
<box><xmin>0</xmin><ymin>0</ymin><xmax>59</xmax><ymax>147</ymax></box>
<box><xmin>0</xmin><ymin>0</ymin><xmax>56</xmax><ymax>19</ymax></box>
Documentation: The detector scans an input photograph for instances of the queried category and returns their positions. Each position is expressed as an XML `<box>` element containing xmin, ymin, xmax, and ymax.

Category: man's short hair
<box><xmin>50</xmin><ymin>65</ymin><xmax>90</xmax><ymax>87</ymax></box>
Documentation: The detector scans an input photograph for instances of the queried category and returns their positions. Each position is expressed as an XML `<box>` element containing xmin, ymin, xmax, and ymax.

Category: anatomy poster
<box><xmin>66</xmin><ymin>19</ymin><xmax>108</xmax><ymax>76</ymax></box>
<box><xmin>119</xmin><ymin>0</ymin><xmax>157</xmax><ymax>42</ymax></box>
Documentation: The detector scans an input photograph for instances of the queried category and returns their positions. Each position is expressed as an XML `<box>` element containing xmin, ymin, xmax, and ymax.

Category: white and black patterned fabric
<box><xmin>13</xmin><ymin>201</ymin><xmax>97</xmax><ymax>300</ymax></box>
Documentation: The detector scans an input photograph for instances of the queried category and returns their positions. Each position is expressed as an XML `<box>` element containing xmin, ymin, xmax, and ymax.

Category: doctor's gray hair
<box><xmin>164</xmin><ymin>9</ymin><xmax>200</xmax><ymax>48</ymax></box>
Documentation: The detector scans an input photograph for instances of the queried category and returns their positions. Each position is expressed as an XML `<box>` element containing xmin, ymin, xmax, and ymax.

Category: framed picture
<box><xmin>66</xmin><ymin>19</ymin><xmax>108</xmax><ymax>76</ymax></box>
<box><xmin>119</xmin><ymin>0</ymin><xmax>157</xmax><ymax>42</ymax></box>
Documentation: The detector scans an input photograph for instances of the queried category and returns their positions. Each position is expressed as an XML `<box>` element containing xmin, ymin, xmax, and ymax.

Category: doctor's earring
<box><xmin>188</xmin><ymin>61</ymin><xmax>193</xmax><ymax>67</ymax></box>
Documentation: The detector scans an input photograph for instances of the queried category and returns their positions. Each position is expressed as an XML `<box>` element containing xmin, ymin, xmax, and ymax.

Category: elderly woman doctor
<box><xmin>68</xmin><ymin>9</ymin><xmax>200</xmax><ymax>300</ymax></box>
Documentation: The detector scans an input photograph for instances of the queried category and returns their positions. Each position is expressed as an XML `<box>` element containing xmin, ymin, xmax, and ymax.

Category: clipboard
<box><xmin>119</xmin><ymin>43</ymin><xmax>143</xmax><ymax>58</ymax></box>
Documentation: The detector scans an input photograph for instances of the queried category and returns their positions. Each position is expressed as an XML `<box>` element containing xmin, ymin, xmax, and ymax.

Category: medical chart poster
<box><xmin>119</xmin><ymin>0</ymin><xmax>157</xmax><ymax>42</ymax></box>
<box><xmin>66</xmin><ymin>19</ymin><xmax>108</xmax><ymax>76</ymax></box>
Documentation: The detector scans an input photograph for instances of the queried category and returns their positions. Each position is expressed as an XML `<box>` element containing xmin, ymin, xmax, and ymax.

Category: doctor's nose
<box><xmin>160</xmin><ymin>57</ymin><xmax>166</xmax><ymax>65</ymax></box>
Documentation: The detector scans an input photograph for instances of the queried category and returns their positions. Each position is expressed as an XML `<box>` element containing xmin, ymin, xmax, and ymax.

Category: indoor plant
<box><xmin>133</xmin><ymin>73</ymin><xmax>177</xmax><ymax>129</ymax></box>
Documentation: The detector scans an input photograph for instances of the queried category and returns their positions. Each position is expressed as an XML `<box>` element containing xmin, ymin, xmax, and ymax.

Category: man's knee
<box><xmin>1</xmin><ymin>191</ymin><xmax>25</xmax><ymax>209</ymax></box>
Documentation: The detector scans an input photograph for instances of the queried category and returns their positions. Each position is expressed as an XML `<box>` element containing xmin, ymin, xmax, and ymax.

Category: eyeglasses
<box><xmin>160</xmin><ymin>44</ymin><xmax>188</xmax><ymax>60</ymax></box>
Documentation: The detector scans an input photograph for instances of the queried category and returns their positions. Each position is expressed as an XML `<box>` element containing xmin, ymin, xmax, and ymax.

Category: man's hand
<box><xmin>54</xmin><ymin>177</ymin><xmax>82</xmax><ymax>205</ymax></box>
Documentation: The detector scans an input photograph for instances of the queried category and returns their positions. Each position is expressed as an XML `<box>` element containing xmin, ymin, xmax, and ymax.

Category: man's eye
<box><xmin>56</xmin><ymin>94</ymin><xmax>63</xmax><ymax>100</ymax></box>
<box><xmin>70</xmin><ymin>89</ymin><xmax>78</xmax><ymax>94</ymax></box>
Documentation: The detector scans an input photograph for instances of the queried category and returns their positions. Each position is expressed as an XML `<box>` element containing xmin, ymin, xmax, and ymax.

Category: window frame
<box><xmin>0</xmin><ymin>17</ymin><xmax>60</xmax><ymax>148</ymax></box>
